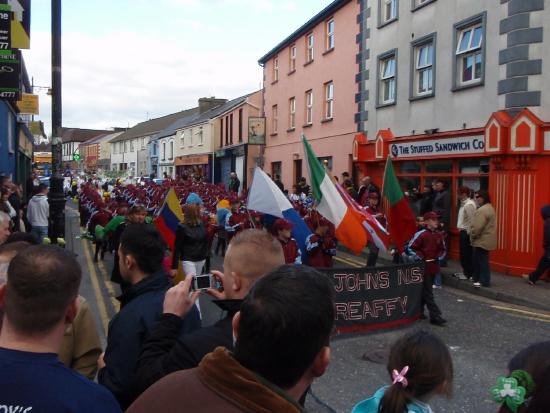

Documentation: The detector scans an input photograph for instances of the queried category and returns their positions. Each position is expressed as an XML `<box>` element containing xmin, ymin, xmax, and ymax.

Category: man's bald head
<box><xmin>225</xmin><ymin>229</ymin><xmax>284</xmax><ymax>282</ymax></box>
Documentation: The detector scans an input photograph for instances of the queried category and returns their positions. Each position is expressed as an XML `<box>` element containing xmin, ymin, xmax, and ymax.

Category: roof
<box><xmin>110</xmin><ymin>108</ymin><xmax>200</xmax><ymax>143</ymax></box>
<box><xmin>60</xmin><ymin>127</ymin><xmax>112</xmax><ymax>143</ymax></box>
<box><xmin>258</xmin><ymin>0</ymin><xmax>351</xmax><ymax>64</ymax></box>
<box><xmin>154</xmin><ymin>93</ymin><xmax>254</xmax><ymax>140</ymax></box>
<box><xmin>33</xmin><ymin>142</ymin><xmax>52</xmax><ymax>152</ymax></box>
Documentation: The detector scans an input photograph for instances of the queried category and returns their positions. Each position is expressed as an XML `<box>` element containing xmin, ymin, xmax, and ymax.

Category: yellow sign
<box><xmin>16</xmin><ymin>93</ymin><xmax>39</xmax><ymax>114</ymax></box>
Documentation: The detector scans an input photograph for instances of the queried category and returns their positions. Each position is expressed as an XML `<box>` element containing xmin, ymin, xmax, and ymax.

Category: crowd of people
<box><xmin>0</xmin><ymin>171</ymin><xmax>549</xmax><ymax>412</ymax></box>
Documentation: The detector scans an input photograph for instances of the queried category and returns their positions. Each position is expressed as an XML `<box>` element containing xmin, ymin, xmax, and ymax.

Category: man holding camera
<box><xmin>98</xmin><ymin>224</ymin><xmax>200</xmax><ymax>409</ymax></box>
<box><xmin>132</xmin><ymin>229</ymin><xmax>285</xmax><ymax>397</ymax></box>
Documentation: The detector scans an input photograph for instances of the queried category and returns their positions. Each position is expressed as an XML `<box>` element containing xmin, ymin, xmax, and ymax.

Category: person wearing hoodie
<box><xmin>26</xmin><ymin>183</ymin><xmax>49</xmax><ymax>242</ymax></box>
<box><xmin>523</xmin><ymin>205</ymin><xmax>550</xmax><ymax>285</ymax></box>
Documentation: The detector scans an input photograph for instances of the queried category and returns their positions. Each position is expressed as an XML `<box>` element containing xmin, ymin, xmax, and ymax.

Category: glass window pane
<box><xmin>427</xmin><ymin>44</ymin><xmax>433</xmax><ymax>65</ymax></box>
<box><xmin>474</xmin><ymin>52</ymin><xmax>482</xmax><ymax>79</ymax></box>
<box><xmin>458</xmin><ymin>29</ymin><xmax>471</xmax><ymax>53</ymax></box>
<box><xmin>462</xmin><ymin>55</ymin><xmax>473</xmax><ymax>82</ymax></box>
<box><xmin>398</xmin><ymin>161</ymin><xmax>421</xmax><ymax>173</ymax></box>
<box><xmin>471</xmin><ymin>26</ymin><xmax>483</xmax><ymax>49</ymax></box>
<box><xmin>459</xmin><ymin>159</ymin><xmax>481</xmax><ymax>173</ymax></box>
<box><xmin>417</xmin><ymin>47</ymin><xmax>426</xmax><ymax>67</ymax></box>
<box><xmin>389</xmin><ymin>79</ymin><xmax>395</xmax><ymax>100</ymax></box>
<box><xmin>425</xmin><ymin>160</ymin><xmax>452</xmax><ymax>173</ymax></box>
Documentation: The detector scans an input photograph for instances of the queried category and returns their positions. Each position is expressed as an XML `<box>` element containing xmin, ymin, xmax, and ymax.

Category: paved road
<box><xmin>67</xmin><ymin>206</ymin><xmax>550</xmax><ymax>413</ymax></box>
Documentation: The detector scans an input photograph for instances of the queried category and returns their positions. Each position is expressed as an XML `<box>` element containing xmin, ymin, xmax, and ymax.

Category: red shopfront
<box><xmin>353</xmin><ymin>109</ymin><xmax>550</xmax><ymax>276</ymax></box>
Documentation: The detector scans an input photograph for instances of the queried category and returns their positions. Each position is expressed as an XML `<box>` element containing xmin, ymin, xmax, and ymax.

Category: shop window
<box><xmin>399</xmin><ymin>161</ymin><xmax>421</xmax><ymax>174</ymax></box>
<box><xmin>457</xmin><ymin>176</ymin><xmax>488</xmax><ymax>193</ymax></box>
<box><xmin>425</xmin><ymin>160</ymin><xmax>452</xmax><ymax>174</ymax></box>
<box><xmin>453</xmin><ymin>13</ymin><xmax>485</xmax><ymax>90</ymax></box>
<box><xmin>459</xmin><ymin>158</ymin><xmax>490</xmax><ymax>174</ymax></box>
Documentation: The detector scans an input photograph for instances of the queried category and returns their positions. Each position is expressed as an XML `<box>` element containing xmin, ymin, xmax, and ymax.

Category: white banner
<box><xmin>390</xmin><ymin>135</ymin><xmax>485</xmax><ymax>158</ymax></box>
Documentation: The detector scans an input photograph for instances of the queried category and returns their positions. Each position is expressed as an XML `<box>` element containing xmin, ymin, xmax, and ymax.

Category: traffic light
<box><xmin>72</xmin><ymin>153</ymin><xmax>81</xmax><ymax>161</ymax></box>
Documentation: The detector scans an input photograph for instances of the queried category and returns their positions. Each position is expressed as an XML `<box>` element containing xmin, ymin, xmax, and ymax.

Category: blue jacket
<box><xmin>352</xmin><ymin>386</ymin><xmax>434</xmax><ymax>413</ymax></box>
<box><xmin>98</xmin><ymin>270</ymin><xmax>201</xmax><ymax>409</ymax></box>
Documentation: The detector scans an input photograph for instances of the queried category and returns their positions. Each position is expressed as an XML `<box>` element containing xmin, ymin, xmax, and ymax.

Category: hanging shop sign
<box><xmin>0</xmin><ymin>5</ymin><xmax>11</xmax><ymax>53</ymax></box>
<box><xmin>4</xmin><ymin>0</ymin><xmax>30</xmax><ymax>49</ymax></box>
<box><xmin>390</xmin><ymin>135</ymin><xmax>485</xmax><ymax>159</ymax></box>
<box><xmin>248</xmin><ymin>117</ymin><xmax>266</xmax><ymax>145</ymax></box>
<box><xmin>16</xmin><ymin>92</ymin><xmax>38</xmax><ymax>114</ymax></box>
<box><xmin>0</xmin><ymin>49</ymin><xmax>20</xmax><ymax>100</ymax></box>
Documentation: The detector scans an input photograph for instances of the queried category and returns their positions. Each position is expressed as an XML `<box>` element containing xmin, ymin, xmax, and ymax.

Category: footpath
<box><xmin>337</xmin><ymin>247</ymin><xmax>550</xmax><ymax>313</ymax></box>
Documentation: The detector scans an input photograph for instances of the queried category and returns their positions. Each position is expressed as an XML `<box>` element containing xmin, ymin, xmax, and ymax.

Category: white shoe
<box><xmin>432</xmin><ymin>284</ymin><xmax>442</xmax><ymax>289</ymax></box>
<box><xmin>473</xmin><ymin>282</ymin><xmax>481</xmax><ymax>288</ymax></box>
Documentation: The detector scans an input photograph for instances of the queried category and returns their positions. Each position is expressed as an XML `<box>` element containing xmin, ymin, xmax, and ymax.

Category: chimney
<box><xmin>198</xmin><ymin>97</ymin><xmax>227</xmax><ymax>114</ymax></box>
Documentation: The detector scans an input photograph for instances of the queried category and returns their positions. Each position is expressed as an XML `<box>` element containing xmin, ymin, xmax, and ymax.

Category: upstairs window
<box><xmin>379</xmin><ymin>52</ymin><xmax>397</xmax><ymax>105</ymax></box>
<box><xmin>324</xmin><ymin>82</ymin><xmax>334</xmax><ymax>119</ymax></box>
<box><xmin>412</xmin><ymin>37</ymin><xmax>435</xmax><ymax>97</ymax></box>
<box><xmin>305</xmin><ymin>90</ymin><xmax>313</xmax><ymax>125</ymax></box>
<box><xmin>289</xmin><ymin>44</ymin><xmax>296</xmax><ymax>72</ymax></box>
<box><xmin>380</xmin><ymin>0</ymin><xmax>398</xmax><ymax>25</ymax></box>
<box><xmin>306</xmin><ymin>33</ymin><xmax>314</xmax><ymax>63</ymax></box>
<box><xmin>326</xmin><ymin>19</ymin><xmax>335</xmax><ymax>50</ymax></box>
<box><xmin>289</xmin><ymin>97</ymin><xmax>296</xmax><ymax>129</ymax></box>
<box><xmin>272</xmin><ymin>105</ymin><xmax>278</xmax><ymax>134</ymax></box>
<box><xmin>456</xmin><ymin>22</ymin><xmax>483</xmax><ymax>86</ymax></box>
<box><xmin>273</xmin><ymin>57</ymin><xmax>279</xmax><ymax>82</ymax></box>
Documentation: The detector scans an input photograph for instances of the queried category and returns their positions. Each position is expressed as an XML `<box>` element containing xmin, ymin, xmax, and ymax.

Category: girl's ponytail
<box><xmin>379</xmin><ymin>382</ymin><xmax>409</xmax><ymax>413</ymax></box>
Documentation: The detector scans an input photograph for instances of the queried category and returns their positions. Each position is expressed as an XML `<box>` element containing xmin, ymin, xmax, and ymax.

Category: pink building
<box><xmin>258</xmin><ymin>0</ymin><xmax>359</xmax><ymax>189</ymax></box>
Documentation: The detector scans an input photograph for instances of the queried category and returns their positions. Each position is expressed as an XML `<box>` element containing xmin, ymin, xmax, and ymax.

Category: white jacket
<box><xmin>27</xmin><ymin>194</ymin><xmax>49</xmax><ymax>227</ymax></box>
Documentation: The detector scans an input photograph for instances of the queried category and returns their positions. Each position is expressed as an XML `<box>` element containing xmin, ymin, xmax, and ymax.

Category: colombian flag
<box><xmin>154</xmin><ymin>188</ymin><xmax>183</xmax><ymax>250</ymax></box>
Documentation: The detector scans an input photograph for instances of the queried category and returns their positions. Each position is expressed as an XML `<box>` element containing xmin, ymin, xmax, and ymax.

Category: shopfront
<box><xmin>214</xmin><ymin>143</ymin><xmax>261</xmax><ymax>191</ymax></box>
<box><xmin>353</xmin><ymin>109</ymin><xmax>550</xmax><ymax>276</ymax></box>
<box><xmin>175</xmin><ymin>153</ymin><xmax>212</xmax><ymax>182</ymax></box>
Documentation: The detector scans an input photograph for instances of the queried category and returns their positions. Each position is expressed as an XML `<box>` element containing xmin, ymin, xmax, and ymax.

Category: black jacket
<box><xmin>171</xmin><ymin>222</ymin><xmax>209</xmax><ymax>268</ymax></box>
<box><xmin>433</xmin><ymin>189</ymin><xmax>451</xmax><ymax>227</ymax></box>
<box><xmin>542</xmin><ymin>205</ymin><xmax>550</xmax><ymax>253</ymax></box>
<box><xmin>229</xmin><ymin>177</ymin><xmax>240</xmax><ymax>192</ymax></box>
<box><xmin>98</xmin><ymin>271</ymin><xmax>201</xmax><ymax>409</ymax></box>
<box><xmin>133</xmin><ymin>299</ymin><xmax>240</xmax><ymax>397</ymax></box>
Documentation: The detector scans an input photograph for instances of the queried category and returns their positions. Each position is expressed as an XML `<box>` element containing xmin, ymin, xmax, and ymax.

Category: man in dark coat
<box><xmin>132</xmin><ymin>229</ymin><xmax>284</xmax><ymax>397</ymax></box>
<box><xmin>228</xmin><ymin>172</ymin><xmax>240</xmax><ymax>193</ymax></box>
<box><xmin>524</xmin><ymin>205</ymin><xmax>550</xmax><ymax>285</ymax></box>
<box><xmin>98</xmin><ymin>224</ymin><xmax>201</xmax><ymax>409</ymax></box>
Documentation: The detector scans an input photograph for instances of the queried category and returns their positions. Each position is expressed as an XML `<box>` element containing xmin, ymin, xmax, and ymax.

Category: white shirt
<box><xmin>457</xmin><ymin>197</ymin><xmax>477</xmax><ymax>233</ymax></box>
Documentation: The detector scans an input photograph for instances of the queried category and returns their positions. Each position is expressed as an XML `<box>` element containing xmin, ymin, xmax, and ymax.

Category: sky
<box><xmin>22</xmin><ymin>0</ymin><xmax>335</xmax><ymax>135</ymax></box>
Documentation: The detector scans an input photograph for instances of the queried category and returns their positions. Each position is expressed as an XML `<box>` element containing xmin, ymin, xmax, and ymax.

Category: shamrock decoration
<box><xmin>491</xmin><ymin>377</ymin><xmax>526</xmax><ymax>413</ymax></box>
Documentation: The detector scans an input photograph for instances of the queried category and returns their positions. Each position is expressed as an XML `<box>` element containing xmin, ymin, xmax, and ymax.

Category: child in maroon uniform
<box><xmin>407</xmin><ymin>211</ymin><xmax>447</xmax><ymax>326</ymax></box>
<box><xmin>306</xmin><ymin>216</ymin><xmax>336</xmax><ymax>268</ymax></box>
<box><xmin>272</xmin><ymin>218</ymin><xmax>301</xmax><ymax>264</ymax></box>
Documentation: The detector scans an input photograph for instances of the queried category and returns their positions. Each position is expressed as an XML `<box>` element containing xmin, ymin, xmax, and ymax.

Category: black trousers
<box><xmin>366</xmin><ymin>242</ymin><xmax>379</xmax><ymax>267</ymax></box>
<box><xmin>422</xmin><ymin>273</ymin><xmax>442</xmax><ymax>319</ymax></box>
<box><xmin>459</xmin><ymin>230</ymin><xmax>474</xmax><ymax>278</ymax></box>
<box><xmin>529</xmin><ymin>253</ymin><xmax>550</xmax><ymax>283</ymax></box>
<box><xmin>472</xmin><ymin>247</ymin><xmax>491</xmax><ymax>286</ymax></box>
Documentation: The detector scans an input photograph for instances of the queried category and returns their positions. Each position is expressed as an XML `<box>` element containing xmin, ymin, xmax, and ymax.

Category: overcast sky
<box><xmin>23</xmin><ymin>0</ymin><xmax>334</xmax><ymax>135</ymax></box>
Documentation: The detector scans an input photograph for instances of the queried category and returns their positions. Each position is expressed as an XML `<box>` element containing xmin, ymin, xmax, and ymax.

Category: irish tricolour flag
<box><xmin>382</xmin><ymin>158</ymin><xmax>417</xmax><ymax>252</ymax></box>
<box><xmin>302</xmin><ymin>136</ymin><xmax>367</xmax><ymax>254</ymax></box>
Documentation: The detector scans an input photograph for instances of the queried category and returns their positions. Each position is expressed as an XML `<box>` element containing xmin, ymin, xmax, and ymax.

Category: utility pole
<box><xmin>49</xmin><ymin>0</ymin><xmax>65</xmax><ymax>243</ymax></box>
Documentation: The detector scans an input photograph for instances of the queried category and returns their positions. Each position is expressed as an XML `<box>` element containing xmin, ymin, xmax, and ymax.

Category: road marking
<box><xmin>97</xmin><ymin>260</ymin><xmax>120</xmax><ymax>311</ymax></box>
<box><xmin>491</xmin><ymin>305</ymin><xmax>550</xmax><ymax>323</ymax></box>
<box><xmin>334</xmin><ymin>256</ymin><xmax>362</xmax><ymax>268</ymax></box>
<box><xmin>81</xmin><ymin>238</ymin><xmax>110</xmax><ymax>334</ymax></box>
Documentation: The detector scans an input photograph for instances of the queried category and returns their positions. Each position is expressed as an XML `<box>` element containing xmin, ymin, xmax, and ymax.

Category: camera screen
<box><xmin>195</xmin><ymin>275</ymin><xmax>211</xmax><ymax>290</ymax></box>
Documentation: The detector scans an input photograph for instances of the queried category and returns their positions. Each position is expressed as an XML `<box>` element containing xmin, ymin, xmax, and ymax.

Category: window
<box><xmin>306</xmin><ymin>33</ymin><xmax>314</xmax><ymax>63</ymax></box>
<box><xmin>289</xmin><ymin>98</ymin><xmax>296</xmax><ymax>129</ymax></box>
<box><xmin>272</xmin><ymin>105</ymin><xmax>278</xmax><ymax>133</ymax></box>
<box><xmin>238</xmin><ymin>109</ymin><xmax>243</xmax><ymax>142</ymax></box>
<box><xmin>169</xmin><ymin>140</ymin><xmax>174</xmax><ymax>160</ymax></box>
<box><xmin>230</xmin><ymin>114</ymin><xmax>234</xmax><ymax>144</ymax></box>
<box><xmin>412</xmin><ymin>0</ymin><xmax>435</xmax><ymax>9</ymax></box>
<box><xmin>289</xmin><ymin>45</ymin><xmax>296</xmax><ymax>72</ymax></box>
<box><xmin>378</xmin><ymin>51</ymin><xmax>397</xmax><ymax>105</ymax></box>
<box><xmin>326</xmin><ymin>19</ymin><xmax>335</xmax><ymax>50</ymax></box>
<box><xmin>225</xmin><ymin>116</ymin><xmax>229</xmax><ymax>145</ymax></box>
<box><xmin>411</xmin><ymin>35</ymin><xmax>435</xmax><ymax>98</ymax></box>
<box><xmin>162</xmin><ymin>142</ymin><xmax>166</xmax><ymax>161</ymax></box>
<box><xmin>305</xmin><ymin>90</ymin><xmax>313</xmax><ymax>125</ymax></box>
<box><xmin>220</xmin><ymin>117</ymin><xmax>225</xmax><ymax>146</ymax></box>
<box><xmin>141</xmin><ymin>137</ymin><xmax>145</xmax><ymax>149</ymax></box>
<box><xmin>180</xmin><ymin>132</ymin><xmax>185</xmax><ymax>148</ymax></box>
<box><xmin>153</xmin><ymin>143</ymin><xmax>157</xmax><ymax>156</ymax></box>
<box><xmin>113</xmin><ymin>144</ymin><xmax>117</xmax><ymax>154</ymax></box>
<box><xmin>130</xmin><ymin>140</ymin><xmax>135</xmax><ymax>152</ymax></box>
<box><xmin>380</xmin><ymin>0</ymin><xmax>398</xmax><ymax>25</ymax></box>
<box><xmin>273</xmin><ymin>57</ymin><xmax>279</xmax><ymax>82</ymax></box>
<box><xmin>324</xmin><ymin>82</ymin><xmax>334</xmax><ymax>119</ymax></box>
<box><xmin>197</xmin><ymin>127</ymin><xmax>204</xmax><ymax>145</ymax></box>
<box><xmin>124</xmin><ymin>141</ymin><xmax>128</xmax><ymax>153</ymax></box>
<box><xmin>188</xmin><ymin>129</ymin><xmax>193</xmax><ymax>147</ymax></box>
<box><xmin>318</xmin><ymin>156</ymin><xmax>333</xmax><ymax>171</ymax></box>
<box><xmin>454</xmin><ymin>14</ymin><xmax>485</xmax><ymax>88</ymax></box>
<box><xmin>271</xmin><ymin>162</ymin><xmax>282</xmax><ymax>179</ymax></box>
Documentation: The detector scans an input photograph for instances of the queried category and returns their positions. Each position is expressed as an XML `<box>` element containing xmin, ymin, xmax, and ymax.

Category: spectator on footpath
<box><xmin>297</xmin><ymin>176</ymin><xmax>311</xmax><ymax>197</ymax></box>
<box><xmin>470</xmin><ymin>190</ymin><xmax>497</xmax><ymax>288</ymax></box>
<box><xmin>492</xmin><ymin>341</ymin><xmax>550</xmax><ymax>413</ymax></box>
<box><xmin>0</xmin><ymin>211</ymin><xmax>11</xmax><ymax>245</ymax></box>
<box><xmin>407</xmin><ymin>212</ymin><xmax>447</xmax><ymax>326</ymax></box>
<box><xmin>289</xmin><ymin>184</ymin><xmax>306</xmax><ymax>203</ymax></box>
<box><xmin>133</xmin><ymin>229</ymin><xmax>285</xmax><ymax>396</ymax></box>
<box><xmin>272</xmin><ymin>218</ymin><xmax>301</xmax><ymax>264</ymax></box>
<box><xmin>343</xmin><ymin>179</ymin><xmax>358</xmax><ymax>200</ymax></box>
<box><xmin>357</xmin><ymin>176</ymin><xmax>380</xmax><ymax>206</ymax></box>
<box><xmin>0</xmin><ymin>187</ymin><xmax>16</xmax><ymax>223</ymax></box>
<box><xmin>26</xmin><ymin>183</ymin><xmax>50</xmax><ymax>243</ymax></box>
<box><xmin>98</xmin><ymin>224</ymin><xmax>201</xmax><ymax>409</ymax></box>
<box><xmin>456</xmin><ymin>186</ymin><xmax>477</xmax><ymax>280</ymax></box>
<box><xmin>228</xmin><ymin>172</ymin><xmax>240</xmax><ymax>193</ymax></box>
<box><xmin>273</xmin><ymin>174</ymin><xmax>285</xmax><ymax>192</ymax></box>
<box><xmin>523</xmin><ymin>205</ymin><xmax>550</xmax><ymax>286</ymax></box>
<box><xmin>419</xmin><ymin>184</ymin><xmax>434</xmax><ymax>216</ymax></box>
<box><xmin>432</xmin><ymin>180</ymin><xmax>451</xmax><ymax>266</ymax></box>
<box><xmin>0</xmin><ymin>245</ymin><xmax>121</xmax><ymax>412</ymax></box>
<box><xmin>7</xmin><ymin>183</ymin><xmax>25</xmax><ymax>232</ymax></box>
<box><xmin>110</xmin><ymin>204</ymin><xmax>147</xmax><ymax>292</ymax></box>
<box><xmin>352</xmin><ymin>330</ymin><xmax>453</xmax><ymax>413</ymax></box>
<box><xmin>127</xmin><ymin>264</ymin><xmax>335</xmax><ymax>413</ymax></box>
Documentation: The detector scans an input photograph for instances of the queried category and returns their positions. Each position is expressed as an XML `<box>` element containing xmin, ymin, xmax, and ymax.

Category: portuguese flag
<box><xmin>303</xmin><ymin>136</ymin><xmax>367</xmax><ymax>254</ymax></box>
<box><xmin>382</xmin><ymin>158</ymin><xmax>417</xmax><ymax>252</ymax></box>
